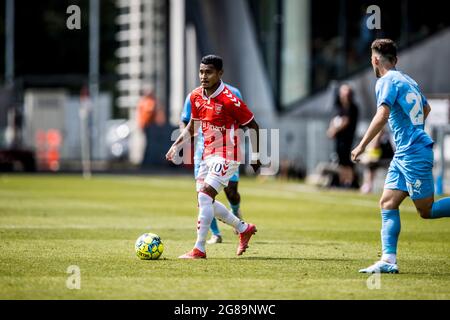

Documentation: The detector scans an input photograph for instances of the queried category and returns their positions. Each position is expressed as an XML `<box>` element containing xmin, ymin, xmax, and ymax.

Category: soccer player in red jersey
<box><xmin>166</xmin><ymin>55</ymin><xmax>261</xmax><ymax>259</ymax></box>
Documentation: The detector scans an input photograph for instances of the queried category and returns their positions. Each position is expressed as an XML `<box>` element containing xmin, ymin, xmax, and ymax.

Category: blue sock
<box><xmin>431</xmin><ymin>198</ymin><xmax>450</xmax><ymax>219</ymax></box>
<box><xmin>210</xmin><ymin>218</ymin><xmax>220</xmax><ymax>236</ymax></box>
<box><xmin>381</xmin><ymin>209</ymin><xmax>401</xmax><ymax>255</ymax></box>
<box><xmin>230</xmin><ymin>203</ymin><xmax>240</xmax><ymax>216</ymax></box>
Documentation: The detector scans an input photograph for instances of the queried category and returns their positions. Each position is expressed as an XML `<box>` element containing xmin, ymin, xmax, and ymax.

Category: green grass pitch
<box><xmin>0</xmin><ymin>174</ymin><xmax>449</xmax><ymax>299</ymax></box>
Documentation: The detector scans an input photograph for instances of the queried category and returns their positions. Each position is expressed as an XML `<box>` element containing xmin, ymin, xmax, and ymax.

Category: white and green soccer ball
<box><xmin>135</xmin><ymin>233</ymin><xmax>164</xmax><ymax>260</ymax></box>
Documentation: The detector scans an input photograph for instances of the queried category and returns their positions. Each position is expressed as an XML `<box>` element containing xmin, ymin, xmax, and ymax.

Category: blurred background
<box><xmin>0</xmin><ymin>0</ymin><xmax>449</xmax><ymax>191</ymax></box>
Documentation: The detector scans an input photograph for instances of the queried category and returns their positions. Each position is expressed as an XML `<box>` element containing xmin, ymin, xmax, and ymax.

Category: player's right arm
<box><xmin>424</xmin><ymin>103</ymin><xmax>431</xmax><ymax>121</ymax></box>
<box><xmin>352</xmin><ymin>77</ymin><xmax>397</xmax><ymax>162</ymax></box>
<box><xmin>351</xmin><ymin>104</ymin><xmax>390</xmax><ymax>162</ymax></box>
<box><xmin>166</xmin><ymin>118</ymin><xmax>198</xmax><ymax>162</ymax></box>
<box><xmin>167</xmin><ymin>93</ymin><xmax>200</xmax><ymax>162</ymax></box>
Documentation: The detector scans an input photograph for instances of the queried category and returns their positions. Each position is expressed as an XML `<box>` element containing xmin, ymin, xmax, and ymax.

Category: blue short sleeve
<box><xmin>233</xmin><ymin>88</ymin><xmax>242</xmax><ymax>100</ymax></box>
<box><xmin>226</xmin><ymin>83</ymin><xmax>243</xmax><ymax>100</ymax></box>
<box><xmin>181</xmin><ymin>94</ymin><xmax>191</xmax><ymax>124</ymax></box>
<box><xmin>376</xmin><ymin>78</ymin><xmax>398</xmax><ymax>109</ymax></box>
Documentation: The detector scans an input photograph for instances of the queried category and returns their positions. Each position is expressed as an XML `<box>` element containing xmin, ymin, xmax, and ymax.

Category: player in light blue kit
<box><xmin>352</xmin><ymin>39</ymin><xmax>450</xmax><ymax>273</ymax></box>
<box><xmin>180</xmin><ymin>83</ymin><xmax>243</xmax><ymax>244</ymax></box>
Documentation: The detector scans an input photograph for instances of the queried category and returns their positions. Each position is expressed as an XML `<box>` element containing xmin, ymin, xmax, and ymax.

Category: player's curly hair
<box><xmin>201</xmin><ymin>55</ymin><xmax>223</xmax><ymax>71</ymax></box>
<box><xmin>371</xmin><ymin>39</ymin><xmax>397</xmax><ymax>63</ymax></box>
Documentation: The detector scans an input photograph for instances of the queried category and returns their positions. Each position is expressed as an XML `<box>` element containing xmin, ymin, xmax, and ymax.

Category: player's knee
<box><xmin>379</xmin><ymin>198</ymin><xmax>396</xmax><ymax>210</ymax></box>
<box><xmin>200</xmin><ymin>182</ymin><xmax>218</xmax><ymax>195</ymax></box>
<box><xmin>417</xmin><ymin>207</ymin><xmax>432</xmax><ymax>219</ymax></box>
<box><xmin>413</xmin><ymin>198</ymin><xmax>434</xmax><ymax>219</ymax></box>
<box><xmin>198</xmin><ymin>192</ymin><xmax>213</xmax><ymax>206</ymax></box>
<box><xmin>225</xmin><ymin>187</ymin><xmax>239</xmax><ymax>203</ymax></box>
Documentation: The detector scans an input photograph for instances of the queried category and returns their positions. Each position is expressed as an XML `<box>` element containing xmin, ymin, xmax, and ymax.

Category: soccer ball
<box><xmin>135</xmin><ymin>233</ymin><xmax>164</xmax><ymax>260</ymax></box>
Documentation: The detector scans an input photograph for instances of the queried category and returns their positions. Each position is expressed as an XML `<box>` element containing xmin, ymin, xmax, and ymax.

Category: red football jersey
<box><xmin>190</xmin><ymin>81</ymin><xmax>254</xmax><ymax>161</ymax></box>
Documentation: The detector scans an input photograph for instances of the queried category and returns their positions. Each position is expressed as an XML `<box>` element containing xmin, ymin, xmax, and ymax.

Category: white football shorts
<box><xmin>195</xmin><ymin>156</ymin><xmax>240</xmax><ymax>193</ymax></box>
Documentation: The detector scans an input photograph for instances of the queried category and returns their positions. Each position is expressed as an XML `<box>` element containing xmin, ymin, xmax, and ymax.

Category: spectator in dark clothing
<box><xmin>327</xmin><ymin>84</ymin><xmax>359</xmax><ymax>188</ymax></box>
<box><xmin>359</xmin><ymin>127</ymin><xmax>394</xmax><ymax>193</ymax></box>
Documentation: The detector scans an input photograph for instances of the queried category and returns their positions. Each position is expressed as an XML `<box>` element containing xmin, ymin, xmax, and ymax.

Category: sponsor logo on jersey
<box><xmin>214</xmin><ymin>103</ymin><xmax>223</xmax><ymax>114</ymax></box>
<box><xmin>208</xmin><ymin>124</ymin><xmax>226</xmax><ymax>132</ymax></box>
<box><xmin>201</xmin><ymin>122</ymin><xmax>225</xmax><ymax>132</ymax></box>
<box><xmin>202</xmin><ymin>102</ymin><xmax>213</xmax><ymax>110</ymax></box>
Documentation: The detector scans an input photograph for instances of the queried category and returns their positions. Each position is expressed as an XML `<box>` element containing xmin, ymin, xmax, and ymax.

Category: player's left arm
<box><xmin>241</xmin><ymin>119</ymin><xmax>261</xmax><ymax>173</ymax></box>
<box><xmin>227</xmin><ymin>91</ymin><xmax>261</xmax><ymax>172</ymax></box>
<box><xmin>351</xmin><ymin>104</ymin><xmax>390</xmax><ymax>162</ymax></box>
<box><xmin>423</xmin><ymin>103</ymin><xmax>431</xmax><ymax>121</ymax></box>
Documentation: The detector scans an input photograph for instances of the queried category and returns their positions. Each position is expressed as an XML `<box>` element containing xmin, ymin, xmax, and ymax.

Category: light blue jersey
<box><xmin>376</xmin><ymin>70</ymin><xmax>433</xmax><ymax>156</ymax></box>
<box><xmin>378</xmin><ymin>70</ymin><xmax>434</xmax><ymax>199</ymax></box>
<box><xmin>181</xmin><ymin>83</ymin><xmax>242</xmax><ymax>181</ymax></box>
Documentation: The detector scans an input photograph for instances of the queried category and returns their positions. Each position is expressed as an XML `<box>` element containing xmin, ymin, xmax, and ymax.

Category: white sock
<box><xmin>382</xmin><ymin>253</ymin><xmax>397</xmax><ymax>264</ymax></box>
<box><xmin>213</xmin><ymin>200</ymin><xmax>248</xmax><ymax>233</ymax></box>
<box><xmin>195</xmin><ymin>193</ymin><xmax>214</xmax><ymax>253</ymax></box>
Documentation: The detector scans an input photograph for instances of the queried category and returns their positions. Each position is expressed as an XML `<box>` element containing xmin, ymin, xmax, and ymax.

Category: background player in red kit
<box><xmin>166</xmin><ymin>55</ymin><xmax>261</xmax><ymax>259</ymax></box>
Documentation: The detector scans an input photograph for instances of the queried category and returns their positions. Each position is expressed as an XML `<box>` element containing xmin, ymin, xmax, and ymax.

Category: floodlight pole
<box><xmin>83</xmin><ymin>0</ymin><xmax>100</xmax><ymax>179</ymax></box>
<box><xmin>90</xmin><ymin>0</ymin><xmax>100</xmax><ymax>144</ymax></box>
<box><xmin>80</xmin><ymin>87</ymin><xmax>92</xmax><ymax>179</ymax></box>
<box><xmin>5</xmin><ymin>0</ymin><xmax>14</xmax><ymax>86</ymax></box>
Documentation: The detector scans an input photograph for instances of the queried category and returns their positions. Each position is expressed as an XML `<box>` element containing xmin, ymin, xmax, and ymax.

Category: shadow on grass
<box><xmin>389</xmin><ymin>271</ymin><xmax>450</xmax><ymax>276</ymax></box>
<box><xmin>236</xmin><ymin>257</ymin><xmax>359</xmax><ymax>262</ymax></box>
<box><xmin>159</xmin><ymin>257</ymin><xmax>359</xmax><ymax>262</ymax></box>
<box><xmin>247</xmin><ymin>241</ymin><xmax>344</xmax><ymax>246</ymax></box>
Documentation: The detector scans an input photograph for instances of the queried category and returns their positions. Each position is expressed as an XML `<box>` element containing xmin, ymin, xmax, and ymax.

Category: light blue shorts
<box><xmin>384</xmin><ymin>145</ymin><xmax>434</xmax><ymax>200</ymax></box>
